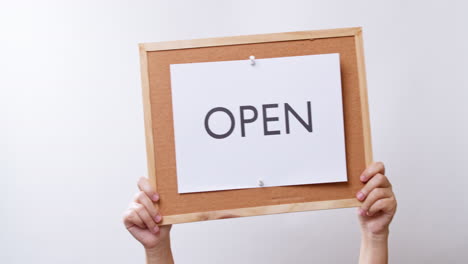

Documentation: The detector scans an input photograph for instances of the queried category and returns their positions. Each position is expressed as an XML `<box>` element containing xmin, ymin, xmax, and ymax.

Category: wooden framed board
<box><xmin>139</xmin><ymin>27</ymin><xmax>373</xmax><ymax>225</ymax></box>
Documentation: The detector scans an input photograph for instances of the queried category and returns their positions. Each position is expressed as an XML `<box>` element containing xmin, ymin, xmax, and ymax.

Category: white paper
<box><xmin>170</xmin><ymin>53</ymin><xmax>347</xmax><ymax>193</ymax></box>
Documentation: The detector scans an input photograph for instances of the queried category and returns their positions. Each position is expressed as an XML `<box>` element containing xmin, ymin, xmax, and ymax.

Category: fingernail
<box><xmin>153</xmin><ymin>226</ymin><xmax>159</xmax><ymax>234</ymax></box>
<box><xmin>360</xmin><ymin>175</ymin><xmax>366</xmax><ymax>181</ymax></box>
<box><xmin>152</xmin><ymin>194</ymin><xmax>159</xmax><ymax>201</ymax></box>
<box><xmin>356</xmin><ymin>191</ymin><xmax>365</xmax><ymax>201</ymax></box>
<box><xmin>357</xmin><ymin>208</ymin><xmax>365</xmax><ymax>216</ymax></box>
<box><xmin>155</xmin><ymin>214</ymin><xmax>162</xmax><ymax>223</ymax></box>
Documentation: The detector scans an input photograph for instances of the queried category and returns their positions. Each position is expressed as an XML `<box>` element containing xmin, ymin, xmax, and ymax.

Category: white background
<box><xmin>171</xmin><ymin>54</ymin><xmax>347</xmax><ymax>193</ymax></box>
<box><xmin>1</xmin><ymin>0</ymin><xmax>467</xmax><ymax>263</ymax></box>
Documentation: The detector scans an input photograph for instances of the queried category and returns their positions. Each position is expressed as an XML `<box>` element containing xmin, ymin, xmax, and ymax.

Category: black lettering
<box><xmin>240</xmin><ymin>105</ymin><xmax>258</xmax><ymax>137</ymax></box>
<box><xmin>284</xmin><ymin>101</ymin><xmax>313</xmax><ymax>134</ymax></box>
<box><xmin>204</xmin><ymin>107</ymin><xmax>235</xmax><ymax>139</ymax></box>
<box><xmin>262</xmin><ymin>104</ymin><xmax>280</xmax><ymax>136</ymax></box>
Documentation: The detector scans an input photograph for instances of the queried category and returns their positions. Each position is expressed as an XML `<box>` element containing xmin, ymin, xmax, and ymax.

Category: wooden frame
<box><xmin>139</xmin><ymin>27</ymin><xmax>372</xmax><ymax>225</ymax></box>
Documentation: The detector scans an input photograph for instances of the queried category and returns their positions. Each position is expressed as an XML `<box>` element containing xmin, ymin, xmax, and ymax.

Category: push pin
<box><xmin>258</xmin><ymin>179</ymin><xmax>264</xmax><ymax>187</ymax></box>
<box><xmin>249</xmin><ymin>55</ymin><xmax>256</xmax><ymax>66</ymax></box>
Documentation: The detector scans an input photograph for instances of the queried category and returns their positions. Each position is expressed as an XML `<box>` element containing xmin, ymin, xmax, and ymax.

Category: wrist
<box><xmin>359</xmin><ymin>229</ymin><xmax>389</xmax><ymax>264</ymax></box>
<box><xmin>361</xmin><ymin>229</ymin><xmax>389</xmax><ymax>244</ymax></box>
<box><xmin>145</xmin><ymin>237</ymin><xmax>172</xmax><ymax>259</ymax></box>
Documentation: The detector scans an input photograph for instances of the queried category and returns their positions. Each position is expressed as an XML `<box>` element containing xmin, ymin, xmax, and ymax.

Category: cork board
<box><xmin>139</xmin><ymin>27</ymin><xmax>373</xmax><ymax>225</ymax></box>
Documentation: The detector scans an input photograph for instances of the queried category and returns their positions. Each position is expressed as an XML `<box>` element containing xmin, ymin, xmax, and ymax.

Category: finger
<box><xmin>138</xmin><ymin>177</ymin><xmax>159</xmax><ymax>202</ymax></box>
<box><xmin>123</xmin><ymin>207</ymin><xmax>146</xmax><ymax>229</ymax></box>
<box><xmin>134</xmin><ymin>191</ymin><xmax>159</xmax><ymax>222</ymax></box>
<box><xmin>360</xmin><ymin>188</ymin><xmax>393</xmax><ymax>214</ymax></box>
<box><xmin>367</xmin><ymin>197</ymin><xmax>397</xmax><ymax>216</ymax></box>
<box><xmin>134</xmin><ymin>203</ymin><xmax>159</xmax><ymax>234</ymax></box>
<box><xmin>154</xmin><ymin>208</ymin><xmax>162</xmax><ymax>224</ymax></box>
<box><xmin>356</xmin><ymin>173</ymin><xmax>391</xmax><ymax>201</ymax></box>
<box><xmin>360</xmin><ymin>161</ymin><xmax>385</xmax><ymax>182</ymax></box>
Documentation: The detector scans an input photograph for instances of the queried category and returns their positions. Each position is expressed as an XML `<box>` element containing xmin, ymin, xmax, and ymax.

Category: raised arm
<box><xmin>123</xmin><ymin>177</ymin><xmax>174</xmax><ymax>264</ymax></box>
<box><xmin>356</xmin><ymin>162</ymin><xmax>397</xmax><ymax>264</ymax></box>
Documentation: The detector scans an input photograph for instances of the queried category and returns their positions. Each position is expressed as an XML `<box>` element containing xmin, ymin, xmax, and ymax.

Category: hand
<box><xmin>356</xmin><ymin>162</ymin><xmax>397</xmax><ymax>237</ymax></box>
<box><xmin>123</xmin><ymin>177</ymin><xmax>172</xmax><ymax>250</ymax></box>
